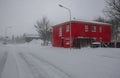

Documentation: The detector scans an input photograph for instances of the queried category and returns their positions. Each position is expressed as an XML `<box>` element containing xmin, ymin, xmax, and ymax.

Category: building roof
<box><xmin>24</xmin><ymin>34</ymin><xmax>40</xmax><ymax>38</ymax></box>
<box><xmin>53</xmin><ymin>20</ymin><xmax>111</xmax><ymax>27</ymax></box>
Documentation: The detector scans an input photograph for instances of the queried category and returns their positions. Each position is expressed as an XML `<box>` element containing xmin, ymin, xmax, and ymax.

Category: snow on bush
<box><xmin>29</xmin><ymin>39</ymin><xmax>43</xmax><ymax>44</ymax></box>
<box><xmin>23</xmin><ymin>39</ymin><xmax>43</xmax><ymax>46</ymax></box>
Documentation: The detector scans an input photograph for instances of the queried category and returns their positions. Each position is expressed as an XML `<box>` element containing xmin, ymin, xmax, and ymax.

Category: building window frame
<box><xmin>85</xmin><ymin>25</ymin><xmax>88</xmax><ymax>32</ymax></box>
<box><xmin>66</xmin><ymin>25</ymin><xmax>69</xmax><ymax>32</ymax></box>
<box><xmin>59</xmin><ymin>26</ymin><xmax>62</xmax><ymax>36</ymax></box>
<box><xmin>92</xmin><ymin>26</ymin><xmax>96</xmax><ymax>32</ymax></box>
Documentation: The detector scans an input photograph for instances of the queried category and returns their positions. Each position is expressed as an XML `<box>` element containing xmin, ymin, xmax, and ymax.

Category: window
<box><xmin>85</xmin><ymin>25</ymin><xmax>88</xmax><ymax>32</ymax></box>
<box><xmin>92</xmin><ymin>26</ymin><xmax>96</xmax><ymax>32</ymax></box>
<box><xmin>59</xmin><ymin>26</ymin><xmax>62</xmax><ymax>36</ymax></box>
<box><xmin>100</xmin><ymin>37</ymin><xmax>102</xmax><ymax>42</ymax></box>
<box><xmin>66</xmin><ymin>25</ymin><xmax>69</xmax><ymax>32</ymax></box>
<box><xmin>99</xmin><ymin>26</ymin><xmax>102</xmax><ymax>33</ymax></box>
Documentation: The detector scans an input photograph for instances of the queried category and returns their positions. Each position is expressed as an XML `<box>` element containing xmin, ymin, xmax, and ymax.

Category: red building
<box><xmin>52</xmin><ymin>20</ymin><xmax>111</xmax><ymax>48</ymax></box>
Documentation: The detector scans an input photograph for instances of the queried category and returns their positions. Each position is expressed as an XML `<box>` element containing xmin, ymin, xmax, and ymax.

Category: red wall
<box><xmin>52</xmin><ymin>23</ymin><xmax>71</xmax><ymax>48</ymax></box>
<box><xmin>52</xmin><ymin>22</ymin><xmax>111</xmax><ymax>48</ymax></box>
<box><xmin>71</xmin><ymin>22</ymin><xmax>111</xmax><ymax>42</ymax></box>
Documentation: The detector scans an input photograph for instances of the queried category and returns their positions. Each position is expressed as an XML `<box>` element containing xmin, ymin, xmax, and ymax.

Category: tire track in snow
<box><xmin>18</xmin><ymin>52</ymin><xmax>48</xmax><ymax>78</ymax></box>
<box><xmin>29</xmin><ymin>53</ymin><xmax>73</xmax><ymax>78</ymax></box>
<box><xmin>18</xmin><ymin>52</ymin><xmax>72</xmax><ymax>78</ymax></box>
<box><xmin>0</xmin><ymin>52</ymin><xmax>8</xmax><ymax>78</ymax></box>
<box><xmin>96</xmin><ymin>55</ymin><xmax>120</xmax><ymax>59</ymax></box>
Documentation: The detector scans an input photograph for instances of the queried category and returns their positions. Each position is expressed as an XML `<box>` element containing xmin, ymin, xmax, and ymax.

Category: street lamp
<box><xmin>59</xmin><ymin>4</ymin><xmax>72</xmax><ymax>50</ymax></box>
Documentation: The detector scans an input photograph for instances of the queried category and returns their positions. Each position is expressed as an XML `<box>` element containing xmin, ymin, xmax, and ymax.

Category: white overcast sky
<box><xmin>0</xmin><ymin>0</ymin><xmax>106</xmax><ymax>36</ymax></box>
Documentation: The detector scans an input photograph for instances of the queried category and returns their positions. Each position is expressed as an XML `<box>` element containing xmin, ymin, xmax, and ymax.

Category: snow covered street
<box><xmin>0</xmin><ymin>41</ymin><xmax>120</xmax><ymax>78</ymax></box>
<box><xmin>0</xmin><ymin>44</ymin><xmax>71</xmax><ymax>78</ymax></box>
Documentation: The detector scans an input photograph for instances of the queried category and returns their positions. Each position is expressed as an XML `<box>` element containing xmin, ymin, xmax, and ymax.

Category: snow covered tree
<box><xmin>35</xmin><ymin>17</ymin><xmax>52</xmax><ymax>45</ymax></box>
<box><xmin>104</xmin><ymin>0</ymin><xmax>120</xmax><ymax>41</ymax></box>
<box><xmin>104</xmin><ymin>0</ymin><xmax>120</xmax><ymax>22</ymax></box>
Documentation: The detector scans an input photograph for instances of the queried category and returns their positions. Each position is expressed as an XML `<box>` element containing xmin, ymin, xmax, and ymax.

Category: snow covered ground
<box><xmin>0</xmin><ymin>40</ymin><xmax>120</xmax><ymax>78</ymax></box>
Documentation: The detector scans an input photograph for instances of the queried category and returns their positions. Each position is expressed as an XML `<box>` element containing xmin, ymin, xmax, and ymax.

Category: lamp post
<box><xmin>59</xmin><ymin>4</ymin><xmax>72</xmax><ymax>50</ymax></box>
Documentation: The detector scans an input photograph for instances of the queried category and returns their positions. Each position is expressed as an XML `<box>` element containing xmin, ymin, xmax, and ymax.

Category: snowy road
<box><xmin>0</xmin><ymin>41</ymin><xmax>120</xmax><ymax>78</ymax></box>
<box><xmin>0</xmin><ymin>45</ymin><xmax>71</xmax><ymax>78</ymax></box>
<box><xmin>0</xmin><ymin>51</ymin><xmax>8</xmax><ymax>78</ymax></box>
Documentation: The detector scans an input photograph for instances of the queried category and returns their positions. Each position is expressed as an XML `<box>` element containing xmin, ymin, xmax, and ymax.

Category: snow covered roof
<box><xmin>92</xmin><ymin>42</ymin><xmax>101</xmax><ymax>44</ymax></box>
<box><xmin>24</xmin><ymin>34</ymin><xmax>40</xmax><ymax>38</ymax></box>
<box><xmin>75</xmin><ymin>19</ymin><xmax>111</xmax><ymax>25</ymax></box>
<box><xmin>53</xmin><ymin>20</ymin><xmax>111</xmax><ymax>27</ymax></box>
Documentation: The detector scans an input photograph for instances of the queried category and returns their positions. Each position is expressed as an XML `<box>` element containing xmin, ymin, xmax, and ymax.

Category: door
<box><xmin>61</xmin><ymin>39</ymin><xmax>64</xmax><ymax>47</ymax></box>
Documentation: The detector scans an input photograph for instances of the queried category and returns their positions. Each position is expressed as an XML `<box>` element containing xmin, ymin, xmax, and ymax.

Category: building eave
<box><xmin>52</xmin><ymin>20</ymin><xmax>111</xmax><ymax>27</ymax></box>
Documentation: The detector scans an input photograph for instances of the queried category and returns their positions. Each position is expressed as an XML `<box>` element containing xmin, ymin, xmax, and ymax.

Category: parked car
<box><xmin>91</xmin><ymin>42</ymin><xmax>101</xmax><ymax>48</ymax></box>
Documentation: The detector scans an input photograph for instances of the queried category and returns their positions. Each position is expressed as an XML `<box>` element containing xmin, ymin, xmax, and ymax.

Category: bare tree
<box><xmin>104</xmin><ymin>0</ymin><xmax>120</xmax><ymax>22</ymax></box>
<box><xmin>94</xmin><ymin>16</ymin><xmax>107</xmax><ymax>23</ymax></box>
<box><xmin>104</xmin><ymin>0</ymin><xmax>120</xmax><ymax>44</ymax></box>
<box><xmin>35</xmin><ymin>17</ymin><xmax>52</xmax><ymax>45</ymax></box>
<box><xmin>104</xmin><ymin>0</ymin><xmax>120</xmax><ymax>31</ymax></box>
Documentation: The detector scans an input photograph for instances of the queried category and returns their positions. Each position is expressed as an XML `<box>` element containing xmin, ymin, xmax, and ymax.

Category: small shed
<box><xmin>24</xmin><ymin>34</ymin><xmax>40</xmax><ymax>42</ymax></box>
